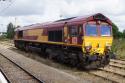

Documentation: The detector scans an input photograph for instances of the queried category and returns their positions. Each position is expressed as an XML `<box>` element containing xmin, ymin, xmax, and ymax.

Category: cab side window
<box><xmin>70</xmin><ymin>26</ymin><xmax>78</xmax><ymax>37</ymax></box>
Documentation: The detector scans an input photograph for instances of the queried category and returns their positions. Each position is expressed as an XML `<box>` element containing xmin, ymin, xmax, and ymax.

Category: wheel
<box><xmin>56</xmin><ymin>50</ymin><xmax>65</xmax><ymax>63</ymax></box>
<box><xmin>100</xmin><ymin>55</ymin><xmax>110</xmax><ymax>67</ymax></box>
<box><xmin>68</xmin><ymin>52</ymin><xmax>78</xmax><ymax>67</ymax></box>
<box><xmin>77</xmin><ymin>52</ymin><xmax>86</xmax><ymax>68</ymax></box>
<box><xmin>40</xmin><ymin>47</ymin><xmax>47</xmax><ymax>58</ymax></box>
<box><xmin>25</xmin><ymin>44</ymin><xmax>29</xmax><ymax>52</ymax></box>
<box><xmin>45</xmin><ymin>48</ymin><xmax>53</xmax><ymax>59</ymax></box>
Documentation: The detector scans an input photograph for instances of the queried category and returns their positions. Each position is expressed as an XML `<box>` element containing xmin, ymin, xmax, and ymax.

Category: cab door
<box><xmin>69</xmin><ymin>25</ymin><xmax>79</xmax><ymax>44</ymax></box>
<box><xmin>68</xmin><ymin>25</ymin><xmax>83</xmax><ymax>45</ymax></box>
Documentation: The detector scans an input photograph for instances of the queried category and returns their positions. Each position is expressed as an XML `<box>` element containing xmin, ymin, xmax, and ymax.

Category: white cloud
<box><xmin>0</xmin><ymin>0</ymin><xmax>125</xmax><ymax>32</ymax></box>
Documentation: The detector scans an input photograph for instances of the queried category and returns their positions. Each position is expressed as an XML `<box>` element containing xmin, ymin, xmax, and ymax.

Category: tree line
<box><xmin>112</xmin><ymin>23</ymin><xmax>125</xmax><ymax>38</ymax></box>
<box><xmin>5</xmin><ymin>23</ymin><xmax>20</xmax><ymax>39</ymax></box>
<box><xmin>5</xmin><ymin>22</ymin><xmax>125</xmax><ymax>39</ymax></box>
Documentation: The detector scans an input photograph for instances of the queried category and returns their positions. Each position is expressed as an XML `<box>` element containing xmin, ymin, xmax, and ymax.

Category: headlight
<box><xmin>85</xmin><ymin>42</ymin><xmax>92</xmax><ymax>52</ymax></box>
<box><xmin>85</xmin><ymin>46</ymin><xmax>92</xmax><ymax>52</ymax></box>
<box><xmin>106</xmin><ymin>42</ymin><xmax>111</xmax><ymax>46</ymax></box>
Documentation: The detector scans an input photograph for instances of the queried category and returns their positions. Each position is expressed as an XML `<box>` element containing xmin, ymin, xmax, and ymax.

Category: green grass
<box><xmin>0</xmin><ymin>36</ymin><xmax>13</xmax><ymax>45</ymax></box>
<box><xmin>0</xmin><ymin>38</ymin><xmax>10</xmax><ymax>42</ymax></box>
<box><xmin>112</xmin><ymin>39</ymin><xmax>125</xmax><ymax>59</ymax></box>
<box><xmin>0</xmin><ymin>35</ymin><xmax>8</xmax><ymax>41</ymax></box>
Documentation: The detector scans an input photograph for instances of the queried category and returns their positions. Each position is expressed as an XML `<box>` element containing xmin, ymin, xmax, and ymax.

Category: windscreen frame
<box><xmin>100</xmin><ymin>25</ymin><xmax>112</xmax><ymax>36</ymax></box>
<box><xmin>84</xmin><ymin>22</ymin><xmax>112</xmax><ymax>37</ymax></box>
<box><xmin>84</xmin><ymin>22</ymin><xmax>98</xmax><ymax>36</ymax></box>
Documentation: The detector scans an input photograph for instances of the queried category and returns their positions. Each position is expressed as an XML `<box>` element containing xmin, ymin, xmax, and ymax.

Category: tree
<box><xmin>6</xmin><ymin>22</ymin><xmax>15</xmax><ymax>39</ymax></box>
<box><xmin>123</xmin><ymin>29</ymin><xmax>125</xmax><ymax>38</ymax></box>
<box><xmin>118</xmin><ymin>31</ymin><xmax>123</xmax><ymax>38</ymax></box>
<box><xmin>112</xmin><ymin>23</ymin><xmax>119</xmax><ymax>38</ymax></box>
<box><xmin>112</xmin><ymin>23</ymin><xmax>124</xmax><ymax>38</ymax></box>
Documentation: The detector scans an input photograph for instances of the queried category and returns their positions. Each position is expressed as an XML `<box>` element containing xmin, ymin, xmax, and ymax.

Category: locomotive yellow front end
<box><xmin>83</xmin><ymin>36</ymin><xmax>113</xmax><ymax>55</ymax></box>
<box><xmin>81</xmin><ymin>22</ymin><xmax>113</xmax><ymax>68</ymax></box>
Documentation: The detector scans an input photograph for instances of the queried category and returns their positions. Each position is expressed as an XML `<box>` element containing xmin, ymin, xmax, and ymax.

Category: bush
<box><xmin>112</xmin><ymin>39</ymin><xmax>125</xmax><ymax>59</ymax></box>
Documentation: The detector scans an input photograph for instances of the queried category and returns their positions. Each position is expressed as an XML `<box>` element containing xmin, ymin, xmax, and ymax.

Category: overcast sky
<box><xmin>0</xmin><ymin>0</ymin><xmax>125</xmax><ymax>32</ymax></box>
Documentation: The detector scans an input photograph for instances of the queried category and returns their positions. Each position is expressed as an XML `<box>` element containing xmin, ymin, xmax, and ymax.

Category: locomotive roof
<box><xmin>15</xmin><ymin>13</ymin><xmax>112</xmax><ymax>31</ymax></box>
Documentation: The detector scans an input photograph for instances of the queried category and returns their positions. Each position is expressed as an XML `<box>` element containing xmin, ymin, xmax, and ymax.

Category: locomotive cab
<box><xmin>79</xmin><ymin>14</ymin><xmax>113</xmax><ymax>68</ymax></box>
<box><xmin>83</xmin><ymin>22</ymin><xmax>113</xmax><ymax>55</ymax></box>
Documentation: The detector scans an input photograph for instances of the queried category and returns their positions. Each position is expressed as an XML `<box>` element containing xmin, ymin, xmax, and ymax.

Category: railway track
<box><xmin>88</xmin><ymin>59</ymin><xmax>125</xmax><ymax>83</ymax></box>
<box><xmin>0</xmin><ymin>53</ymin><xmax>44</xmax><ymax>83</ymax></box>
<box><xmin>110</xmin><ymin>59</ymin><xmax>125</xmax><ymax>65</ymax></box>
<box><xmin>72</xmin><ymin>61</ymin><xmax>125</xmax><ymax>83</ymax></box>
<box><xmin>1</xmin><ymin>41</ymin><xmax>125</xmax><ymax>83</ymax></box>
<box><xmin>109</xmin><ymin>59</ymin><xmax>125</xmax><ymax>70</ymax></box>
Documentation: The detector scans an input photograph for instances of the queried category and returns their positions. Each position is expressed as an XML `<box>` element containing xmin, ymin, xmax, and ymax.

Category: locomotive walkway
<box><xmin>0</xmin><ymin>45</ymin><xmax>90</xmax><ymax>83</ymax></box>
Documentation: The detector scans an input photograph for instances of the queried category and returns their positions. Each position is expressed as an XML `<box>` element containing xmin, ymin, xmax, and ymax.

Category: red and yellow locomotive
<box><xmin>14</xmin><ymin>13</ymin><xmax>113</xmax><ymax>69</ymax></box>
